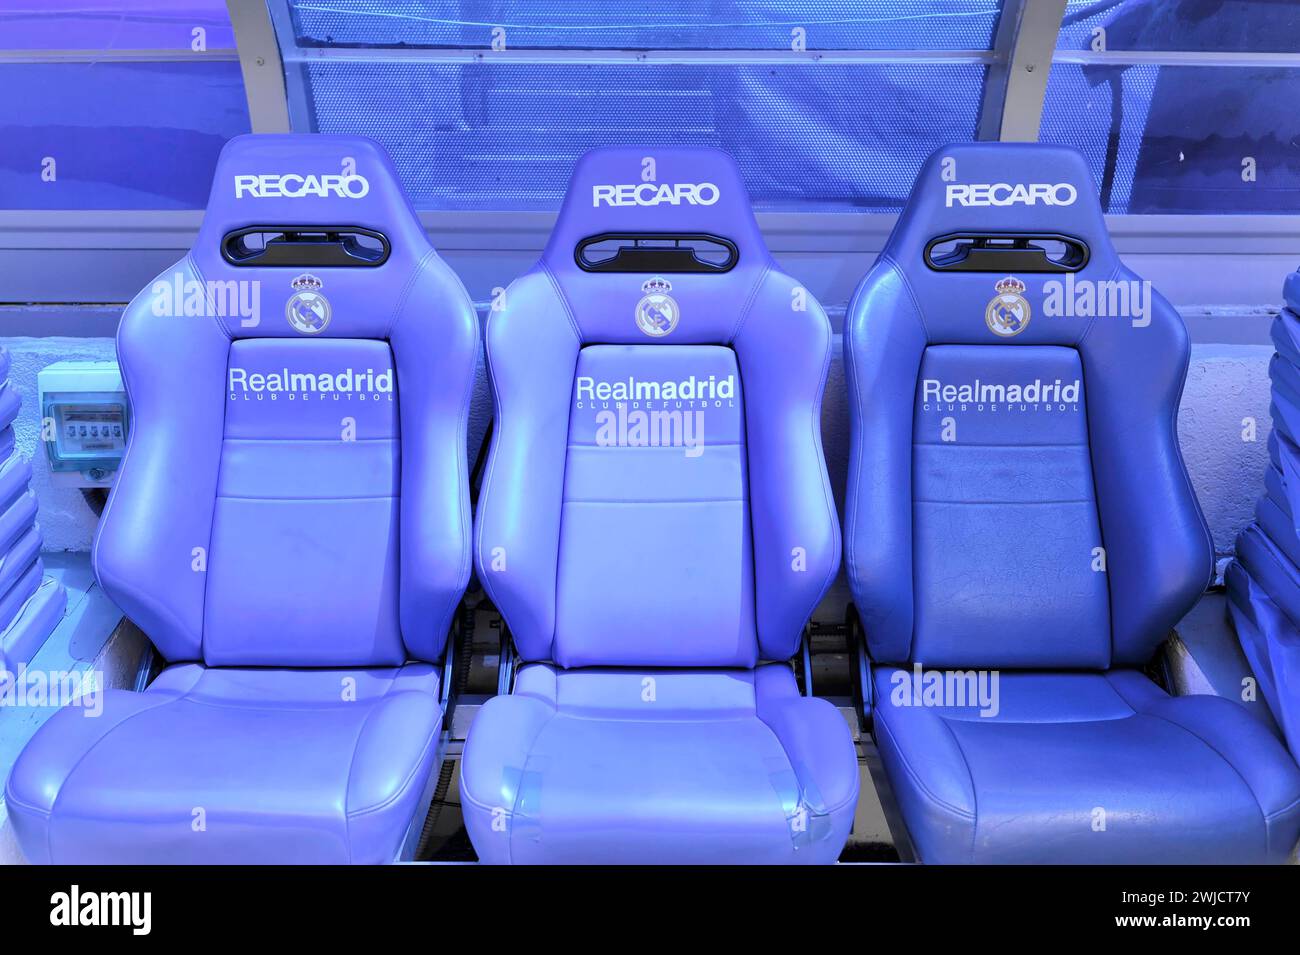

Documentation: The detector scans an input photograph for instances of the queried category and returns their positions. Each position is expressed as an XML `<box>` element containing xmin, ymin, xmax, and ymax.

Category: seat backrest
<box><xmin>477</xmin><ymin>147</ymin><xmax>839</xmax><ymax>669</ymax></box>
<box><xmin>844</xmin><ymin>143</ymin><xmax>1212</xmax><ymax>670</ymax></box>
<box><xmin>95</xmin><ymin>134</ymin><xmax>478</xmax><ymax>668</ymax></box>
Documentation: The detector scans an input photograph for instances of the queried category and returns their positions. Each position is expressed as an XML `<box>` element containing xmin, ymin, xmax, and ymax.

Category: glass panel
<box><xmin>1059</xmin><ymin>0</ymin><xmax>1300</xmax><ymax>54</ymax></box>
<box><xmin>1040</xmin><ymin>62</ymin><xmax>1300</xmax><ymax>214</ymax></box>
<box><xmin>301</xmin><ymin>60</ymin><xmax>987</xmax><ymax>211</ymax></box>
<box><xmin>287</xmin><ymin>0</ymin><xmax>1004</xmax><ymax>51</ymax></box>
<box><xmin>281</xmin><ymin>2</ymin><xmax>1000</xmax><ymax>211</ymax></box>
<box><xmin>0</xmin><ymin>61</ymin><xmax>251</xmax><ymax>209</ymax></box>
<box><xmin>0</xmin><ymin>2</ymin><xmax>249</xmax><ymax>210</ymax></box>
<box><xmin>3</xmin><ymin>0</ymin><xmax>236</xmax><ymax>51</ymax></box>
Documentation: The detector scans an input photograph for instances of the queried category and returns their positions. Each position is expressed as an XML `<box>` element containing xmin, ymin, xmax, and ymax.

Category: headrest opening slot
<box><xmin>924</xmin><ymin>232</ymin><xmax>1090</xmax><ymax>274</ymax></box>
<box><xmin>575</xmin><ymin>233</ymin><xmax>739</xmax><ymax>274</ymax></box>
<box><xmin>221</xmin><ymin>226</ymin><xmax>391</xmax><ymax>268</ymax></box>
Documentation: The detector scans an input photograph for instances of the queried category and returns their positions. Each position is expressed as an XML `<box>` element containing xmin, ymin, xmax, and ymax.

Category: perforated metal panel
<box><xmin>1044</xmin><ymin>1</ymin><xmax>1300</xmax><ymax>213</ymax></box>
<box><xmin>287</xmin><ymin>0</ymin><xmax>1003</xmax><ymax>51</ymax></box>
<box><xmin>1058</xmin><ymin>0</ymin><xmax>1300</xmax><ymax>53</ymax></box>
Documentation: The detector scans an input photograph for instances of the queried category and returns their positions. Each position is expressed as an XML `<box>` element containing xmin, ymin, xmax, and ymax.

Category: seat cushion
<box><xmin>5</xmin><ymin>663</ymin><xmax>441</xmax><ymax>864</ymax></box>
<box><xmin>460</xmin><ymin>663</ymin><xmax>858</xmax><ymax>864</ymax></box>
<box><xmin>873</xmin><ymin>667</ymin><xmax>1300</xmax><ymax>863</ymax></box>
<box><xmin>1229</xmin><ymin>527</ymin><xmax>1300</xmax><ymax>756</ymax></box>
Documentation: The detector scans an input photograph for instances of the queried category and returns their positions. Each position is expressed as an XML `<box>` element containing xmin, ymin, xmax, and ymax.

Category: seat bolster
<box><xmin>1134</xmin><ymin>690</ymin><xmax>1300</xmax><ymax>858</ymax></box>
<box><xmin>734</xmin><ymin>271</ymin><xmax>841</xmax><ymax>660</ymax></box>
<box><xmin>754</xmin><ymin>666</ymin><xmax>858</xmax><ymax>816</ymax></box>
<box><xmin>386</xmin><ymin>662</ymin><xmax>444</xmax><ymax>697</ymax></box>
<box><xmin>1106</xmin><ymin>668</ymin><xmax>1300</xmax><ymax>824</ymax></box>
<box><xmin>345</xmin><ymin>689</ymin><xmax>444</xmax><ymax>864</ymax></box>
<box><xmin>871</xmin><ymin>667</ymin><xmax>978</xmax><ymax>862</ymax></box>
<box><xmin>4</xmin><ymin>689</ymin><xmax>176</xmax><ymax>861</ymax></box>
<box><xmin>1098</xmin><ymin>669</ymin><xmax>1170</xmax><ymax>710</ymax></box>
<box><xmin>145</xmin><ymin>662</ymin><xmax>207</xmax><ymax>695</ymax></box>
<box><xmin>346</xmin><ymin>691</ymin><xmax>443</xmax><ymax>817</ymax></box>
<box><xmin>1078</xmin><ymin>284</ymin><xmax>1214</xmax><ymax>665</ymax></box>
<box><xmin>389</xmin><ymin>253</ymin><xmax>479</xmax><ymax>661</ymax></box>
<box><xmin>842</xmin><ymin>262</ymin><xmax>928</xmax><ymax>663</ymax></box>
<box><xmin>459</xmin><ymin>690</ymin><xmax>557</xmax><ymax>865</ymax></box>
<box><xmin>475</xmin><ymin>271</ymin><xmax>580</xmax><ymax>662</ymax></box>
<box><xmin>93</xmin><ymin>256</ymin><xmax>228</xmax><ymax>663</ymax></box>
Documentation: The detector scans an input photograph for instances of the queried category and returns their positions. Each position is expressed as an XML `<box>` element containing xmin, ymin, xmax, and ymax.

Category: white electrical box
<box><xmin>37</xmin><ymin>361</ymin><xmax>128</xmax><ymax>487</ymax></box>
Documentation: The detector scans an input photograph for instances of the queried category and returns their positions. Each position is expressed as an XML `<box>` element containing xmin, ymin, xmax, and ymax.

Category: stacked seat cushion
<box><xmin>1227</xmin><ymin>270</ymin><xmax>1300</xmax><ymax>758</ymax></box>
<box><xmin>0</xmin><ymin>347</ymin><xmax>67</xmax><ymax>670</ymax></box>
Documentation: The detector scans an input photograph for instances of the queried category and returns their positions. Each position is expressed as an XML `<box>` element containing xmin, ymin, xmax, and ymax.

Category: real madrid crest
<box><xmin>286</xmin><ymin>273</ymin><xmax>331</xmax><ymax>335</ymax></box>
<box><xmin>635</xmin><ymin>276</ymin><xmax>679</xmax><ymax>337</ymax></box>
<box><xmin>985</xmin><ymin>275</ymin><xmax>1030</xmax><ymax>337</ymax></box>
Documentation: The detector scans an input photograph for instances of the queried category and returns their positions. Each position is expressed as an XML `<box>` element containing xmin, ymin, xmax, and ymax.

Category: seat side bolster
<box><xmin>1098</xmin><ymin>669</ymin><xmax>1168</xmax><ymax>713</ymax></box>
<box><xmin>753</xmin><ymin>666</ymin><xmax>859</xmax><ymax>816</ymax></box>
<box><xmin>93</xmin><ymin>256</ymin><xmax>230</xmax><ymax>662</ymax></box>
<box><xmin>872</xmin><ymin>715</ymin><xmax>977</xmax><ymax>819</ymax></box>
<box><xmin>1106</xmin><ymin>669</ymin><xmax>1300</xmax><ymax>858</ymax></box>
<box><xmin>345</xmin><ymin>690</ymin><xmax>444</xmax><ymax>819</ymax></box>
<box><xmin>1080</xmin><ymin>279</ymin><xmax>1215</xmax><ymax>665</ymax></box>
<box><xmin>735</xmin><ymin>271</ymin><xmax>840</xmax><ymax>661</ymax></box>
<box><xmin>843</xmin><ymin>261</ymin><xmax>929</xmax><ymax>664</ymax></box>
<box><xmin>4</xmin><ymin>689</ymin><xmax>177</xmax><ymax>863</ymax></box>
<box><xmin>475</xmin><ymin>270</ymin><xmax>581</xmax><ymax>662</ymax></box>
<box><xmin>1132</xmin><ymin>687</ymin><xmax>1300</xmax><ymax>856</ymax></box>
<box><xmin>459</xmin><ymin>691</ymin><xmax>557</xmax><ymax>865</ymax></box>
<box><xmin>870</xmin><ymin>667</ymin><xmax>979</xmax><ymax>863</ymax></box>
<box><xmin>389</xmin><ymin>253</ymin><xmax>480</xmax><ymax>661</ymax></box>
<box><xmin>344</xmin><ymin>687</ymin><xmax>444</xmax><ymax>863</ymax></box>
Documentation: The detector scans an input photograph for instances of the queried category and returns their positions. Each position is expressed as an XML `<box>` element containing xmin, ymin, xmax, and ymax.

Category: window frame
<box><xmin>2</xmin><ymin>1</ymin><xmax>1299</xmax><ymax>331</ymax></box>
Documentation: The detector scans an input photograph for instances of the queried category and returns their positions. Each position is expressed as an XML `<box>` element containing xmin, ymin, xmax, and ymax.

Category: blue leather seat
<box><xmin>844</xmin><ymin>143</ymin><xmax>1300</xmax><ymax>863</ymax></box>
<box><xmin>462</xmin><ymin>147</ymin><xmax>858</xmax><ymax>864</ymax></box>
<box><xmin>5</xmin><ymin>135</ymin><xmax>478</xmax><ymax>864</ymax></box>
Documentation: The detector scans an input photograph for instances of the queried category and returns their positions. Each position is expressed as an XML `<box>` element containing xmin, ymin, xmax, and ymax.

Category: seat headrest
<box><xmin>537</xmin><ymin>147</ymin><xmax>774</xmax><ymax>344</ymax></box>
<box><xmin>188</xmin><ymin>134</ymin><xmax>433</xmax><ymax>340</ymax></box>
<box><xmin>542</xmin><ymin>146</ymin><xmax>768</xmax><ymax>269</ymax></box>
<box><xmin>886</xmin><ymin>143</ymin><xmax>1116</xmax><ymax>274</ymax></box>
<box><xmin>870</xmin><ymin>143</ymin><xmax>1137</xmax><ymax>348</ymax></box>
<box><xmin>195</xmin><ymin>134</ymin><xmax>424</xmax><ymax>249</ymax></box>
